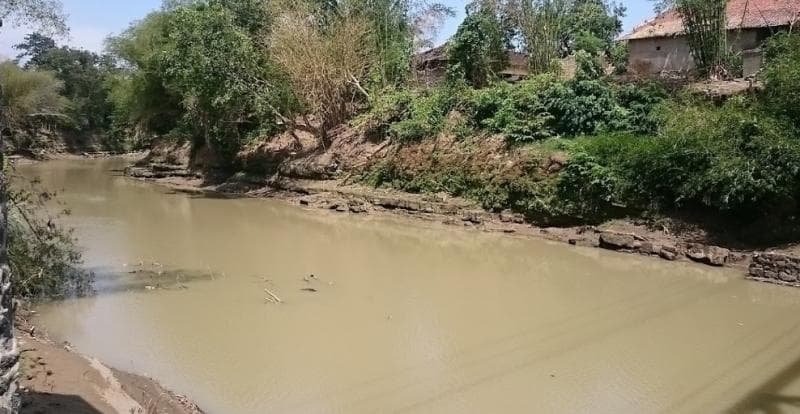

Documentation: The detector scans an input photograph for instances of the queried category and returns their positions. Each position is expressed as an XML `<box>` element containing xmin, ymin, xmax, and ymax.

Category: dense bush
<box><xmin>363</xmin><ymin>159</ymin><xmax>565</xmax><ymax>222</ymax></box>
<box><xmin>461</xmin><ymin>72</ymin><xmax>666</xmax><ymax>143</ymax></box>
<box><xmin>560</xmin><ymin>97</ymin><xmax>800</xmax><ymax>221</ymax></box>
<box><xmin>357</xmin><ymin>86</ymin><xmax>463</xmax><ymax>142</ymax></box>
<box><xmin>763</xmin><ymin>33</ymin><xmax>800</xmax><ymax>126</ymax></box>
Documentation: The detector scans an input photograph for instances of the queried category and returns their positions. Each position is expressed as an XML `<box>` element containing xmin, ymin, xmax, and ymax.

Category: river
<box><xmin>18</xmin><ymin>158</ymin><xmax>800</xmax><ymax>413</ymax></box>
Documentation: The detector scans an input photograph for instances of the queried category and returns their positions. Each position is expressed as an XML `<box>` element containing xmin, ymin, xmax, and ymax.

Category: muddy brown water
<box><xmin>19</xmin><ymin>158</ymin><xmax>800</xmax><ymax>414</ymax></box>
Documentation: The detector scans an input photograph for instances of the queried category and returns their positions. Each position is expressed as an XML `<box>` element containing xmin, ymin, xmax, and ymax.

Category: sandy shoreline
<box><xmin>16</xmin><ymin>309</ymin><xmax>203</xmax><ymax>414</ymax></box>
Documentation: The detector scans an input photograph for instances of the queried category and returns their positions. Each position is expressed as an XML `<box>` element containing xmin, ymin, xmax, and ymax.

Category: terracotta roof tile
<box><xmin>623</xmin><ymin>0</ymin><xmax>800</xmax><ymax>40</ymax></box>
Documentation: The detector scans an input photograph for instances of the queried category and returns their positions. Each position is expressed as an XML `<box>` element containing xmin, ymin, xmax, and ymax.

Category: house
<box><xmin>413</xmin><ymin>44</ymin><xmax>530</xmax><ymax>87</ymax></box>
<box><xmin>622</xmin><ymin>0</ymin><xmax>800</xmax><ymax>77</ymax></box>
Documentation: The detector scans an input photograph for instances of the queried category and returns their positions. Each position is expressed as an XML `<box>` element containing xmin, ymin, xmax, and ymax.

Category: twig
<box><xmin>264</xmin><ymin>288</ymin><xmax>283</xmax><ymax>304</ymax></box>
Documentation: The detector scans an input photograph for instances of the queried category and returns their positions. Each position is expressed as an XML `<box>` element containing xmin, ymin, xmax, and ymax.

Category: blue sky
<box><xmin>0</xmin><ymin>0</ymin><xmax>655</xmax><ymax>59</ymax></box>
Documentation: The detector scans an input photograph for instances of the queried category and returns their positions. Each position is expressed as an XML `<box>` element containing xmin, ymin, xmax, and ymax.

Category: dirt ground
<box><xmin>17</xmin><ymin>313</ymin><xmax>202</xmax><ymax>414</ymax></box>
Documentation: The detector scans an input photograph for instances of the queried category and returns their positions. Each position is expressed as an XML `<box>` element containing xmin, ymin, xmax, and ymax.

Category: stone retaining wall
<box><xmin>749</xmin><ymin>253</ymin><xmax>800</xmax><ymax>286</ymax></box>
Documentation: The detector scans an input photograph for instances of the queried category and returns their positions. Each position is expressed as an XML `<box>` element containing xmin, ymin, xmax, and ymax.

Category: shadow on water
<box><xmin>21</xmin><ymin>391</ymin><xmax>102</xmax><ymax>414</ymax></box>
<box><xmin>726</xmin><ymin>353</ymin><xmax>800</xmax><ymax>414</ymax></box>
<box><xmin>44</xmin><ymin>266</ymin><xmax>217</xmax><ymax>301</ymax></box>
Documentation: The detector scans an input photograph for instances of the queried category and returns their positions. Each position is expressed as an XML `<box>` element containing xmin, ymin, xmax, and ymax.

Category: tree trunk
<box><xmin>0</xmin><ymin>84</ymin><xmax>20</xmax><ymax>414</ymax></box>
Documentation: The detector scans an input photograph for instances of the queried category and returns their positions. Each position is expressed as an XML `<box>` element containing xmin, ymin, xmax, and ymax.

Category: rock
<box><xmin>348</xmin><ymin>202</ymin><xmax>368</xmax><ymax>214</ymax></box>
<box><xmin>659</xmin><ymin>246</ymin><xmax>679</xmax><ymax>261</ymax></box>
<box><xmin>499</xmin><ymin>210</ymin><xmax>525</xmax><ymax>224</ymax></box>
<box><xmin>568</xmin><ymin>239</ymin><xmax>578</xmax><ymax>246</ymax></box>
<box><xmin>461</xmin><ymin>211</ymin><xmax>483</xmax><ymax>224</ymax></box>
<box><xmin>686</xmin><ymin>244</ymin><xmax>730</xmax><ymax>267</ymax></box>
<box><xmin>599</xmin><ymin>232</ymin><xmax>636</xmax><ymax>250</ymax></box>
<box><xmin>748</xmin><ymin>264</ymin><xmax>764</xmax><ymax>278</ymax></box>
<box><xmin>638</xmin><ymin>242</ymin><xmax>659</xmax><ymax>255</ymax></box>
<box><xmin>335</xmin><ymin>204</ymin><xmax>349</xmax><ymax>213</ymax></box>
<box><xmin>299</xmin><ymin>198</ymin><xmax>311</xmax><ymax>206</ymax></box>
<box><xmin>750</xmin><ymin>252</ymin><xmax>800</xmax><ymax>285</ymax></box>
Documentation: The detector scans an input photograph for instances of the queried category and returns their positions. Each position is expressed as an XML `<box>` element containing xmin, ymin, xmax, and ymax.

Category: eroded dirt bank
<box><xmin>16</xmin><ymin>311</ymin><xmax>203</xmax><ymax>414</ymax></box>
<box><xmin>124</xmin><ymin>129</ymin><xmax>800</xmax><ymax>279</ymax></box>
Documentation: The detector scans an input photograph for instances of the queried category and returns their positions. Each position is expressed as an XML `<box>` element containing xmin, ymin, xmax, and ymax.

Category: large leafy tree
<box><xmin>14</xmin><ymin>34</ymin><xmax>117</xmax><ymax>130</ymax></box>
<box><xmin>448</xmin><ymin>0</ymin><xmax>511</xmax><ymax>87</ymax></box>
<box><xmin>513</xmin><ymin>0</ymin><xmax>625</xmax><ymax>74</ymax></box>
<box><xmin>0</xmin><ymin>0</ymin><xmax>67</xmax><ymax>35</ymax></box>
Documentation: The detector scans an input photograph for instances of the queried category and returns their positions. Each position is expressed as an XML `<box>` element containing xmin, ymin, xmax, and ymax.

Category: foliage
<box><xmin>7</xmin><ymin>173</ymin><xmax>91</xmax><ymax>299</ymax></box>
<box><xmin>106</xmin><ymin>11</ymin><xmax>183</xmax><ymax>144</ymax></box>
<box><xmin>269</xmin><ymin>2</ymin><xmax>372</xmax><ymax>145</ymax></box>
<box><xmin>0</xmin><ymin>0</ymin><xmax>68</xmax><ymax>36</ymax></box>
<box><xmin>515</xmin><ymin>0</ymin><xmax>625</xmax><ymax>74</ymax></box>
<box><xmin>462</xmin><ymin>71</ymin><xmax>665</xmax><ymax>143</ymax></box>
<box><xmin>0</xmin><ymin>61</ymin><xmax>69</xmax><ymax>132</ymax></box>
<box><xmin>675</xmin><ymin>0</ymin><xmax>732</xmax><ymax>78</ymax></box>
<box><xmin>560</xmin><ymin>98</ymin><xmax>800</xmax><ymax>221</ymax></box>
<box><xmin>160</xmin><ymin>2</ymin><xmax>292</xmax><ymax>161</ymax></box>
<box><xmin>15</xmin><ymin>33</ymin><xmax>117</xmax><ymax>130</ymax></box>
<box><xmin>353</xmin><ymin>87</ymin><xmax>416</xmax><ymax>139</ymax></box>
<box><xmin>363</xmin><ymin>158</ymin><xmax>564</xmax><ymax>222</ymax></box>
<box><xmin>388</xmin><ymin>86</ymin><xmax>460</xmax><ymax>141</ymax></box>
<box><xmin>312</xmin><ymin>0</ymin><xmax>452</xmax><ymax>88</ymax></box>
<box><xmin>762</xmin><ymin>33</ymin><xmax>800</xmax><ymax>126</ymax></box>
<box><xmin>106</xmin><ymin>2</ymin><xmax>296</xmax><ymax>163</ymax></box>
<box><xmin>447</xmin><ymin>0</ymin><xmax>510</xmax><ymax>87</ymax></box>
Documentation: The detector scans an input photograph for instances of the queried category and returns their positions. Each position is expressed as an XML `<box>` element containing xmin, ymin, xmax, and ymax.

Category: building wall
<box><xmin>628</xmin><ymin>29</ymin><xmax>765</xmax><ymax>75</ymax></box>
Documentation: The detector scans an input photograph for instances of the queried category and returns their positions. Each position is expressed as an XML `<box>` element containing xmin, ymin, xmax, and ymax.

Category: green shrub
<box><xmin>763</xmin><ymin>33</ymin><xmax>800</xmax><ymax>125</ymax></box>
<box><xmin>354</xmin><ymin>88</ymin><xmax>416</xmax><ymax>139</ymax></box>
<box><xmin>611</xmin><ymin>81</ymin><xmax>667</xmax><ymax>134</ymax></box>
<box><xmin>8</xmin><ymin>180</ymin><xmax>92</xmax><ymax>299</ymax></box>
<box><xmin>560</xmin><ymin>97</ymin><xmax>800</xmax><ymax>221</ymax></box>
<box><xmin>462</xmin><ymin>73</ymin><xmax>665</xmax><ymax>143</ymax></box>
<box><xmin>358</xmin><ymin>86</ymin><xmax>463</xmax><ymax>142</ymax></box>
<box><xmin>464</xmin><ymin>75</ymin><xmax>561</xmax><ymax>143</ymax></box>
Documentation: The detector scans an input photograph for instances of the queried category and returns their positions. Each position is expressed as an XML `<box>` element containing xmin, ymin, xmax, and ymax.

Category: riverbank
<box><xmin>126</xmin><ymin>143</ymin><xmax>800</xmax><ymax>280</ymax></box>
<box><xmin>16</xmin><ymin>309</ymin><xmax>203</xmax><ymax>414</ymax></box>
<box><xmin>123</xmin><ymin>129</ymin><xmax>800</xmax><ymax>284</ymax></box>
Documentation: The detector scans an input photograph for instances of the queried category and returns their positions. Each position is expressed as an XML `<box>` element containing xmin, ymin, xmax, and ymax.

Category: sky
<box><xmin>0</xmin><ymin>0</ymin><xmax>656</xmax><ymax>60</ymax></box>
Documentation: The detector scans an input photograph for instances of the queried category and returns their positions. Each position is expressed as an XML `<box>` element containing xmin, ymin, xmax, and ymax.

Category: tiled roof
<box><xmin>622</xmin><ymin>0</ymin><xmax>800</xmax><ymax>40</ymax></box>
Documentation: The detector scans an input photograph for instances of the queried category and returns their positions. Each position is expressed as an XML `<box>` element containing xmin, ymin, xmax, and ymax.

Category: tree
<box><xmin>269</xmin><ymin>2</ymin><xmax>373</xmax><ymax>146</ymax></box>
<box><xmin>675</xmin><ymin>0</ymin><xmax>729</xmax><ymax>78</ymax></box>
<box><xmin>512</xmin><ymin>0</ymin><xmax>624</xmax><ymax>74</ymax></box>
<box><xmin>0</xmin><ymin>0</ymin><xmax>67</xmax><ymax>36</ymax></box>
<box><xmin>161</xmin><ymin>2</ymin><xmax>292</xmax><ymax>162</ymax></box>
<box><xmin>306</xmin><ymin>0</ymin><xmax>453</xmax><ymax>88</ymax></box>
<box><xmin>0</xmin><ymin>62</ymin><xmax>68</xmax><ymax>131</ymax></box>
<box><xmin>14</xmin><ymin>34</ymin><xmax>117</xmax><ymax>130</ymax></box>
<box><xmin>106</xmin><ymin>11</ymin><xmax>183</xmax><ymax>143</ymax></box>
<box><xmin>12</xmin><ymin>32</ymin><xmax>55</xmax><ymax>67</ymax></box>
<box><xmin>650</xmin><ymin>0</ymin><xmax>673</xmax><ymax>13</ymax></box>
<box><xmin>0</xmin><ymin>1</ymin><xmax>66</xmax><ymax>411</ymax></box>
<box><xmin>447</xmin><ymin>0</ymin><xmax>511</xmax><ymax>87</ymax></box>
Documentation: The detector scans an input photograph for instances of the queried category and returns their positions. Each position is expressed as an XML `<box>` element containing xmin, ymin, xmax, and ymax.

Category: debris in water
<box><xmin>264</xmin><ymin>288</ymin><xmax>283</xmax><ymax>304</ymax></box>
<box><xmin>145</xmin><ymin>285</ymin><xmax>156</xmax><ymax>291</ymax></box>
<box><xmin>301</xmin><ymin>288</ymin><xmax>318</xmax><ymax>293</ymax></box>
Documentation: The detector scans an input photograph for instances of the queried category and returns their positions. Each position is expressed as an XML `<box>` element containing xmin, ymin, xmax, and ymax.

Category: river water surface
<box><xmin>20</xmin><ymin>159</ymin><xmax>800</xmax><ymax>413</ymax></box>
